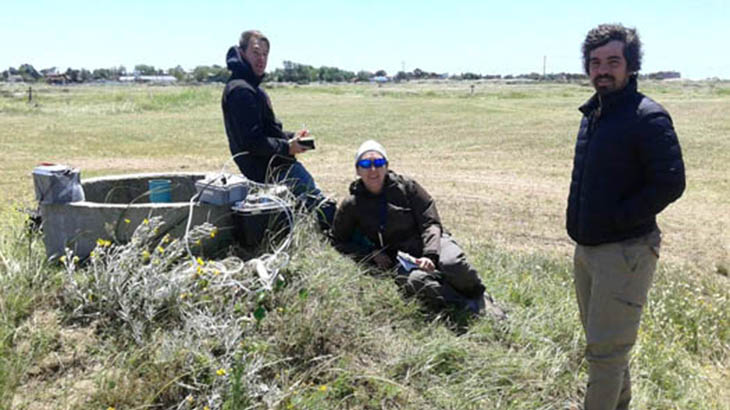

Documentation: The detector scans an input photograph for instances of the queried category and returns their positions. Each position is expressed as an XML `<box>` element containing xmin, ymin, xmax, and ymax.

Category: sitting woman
<box><xmin>333</xmin><ymin>140</ymin><xmax>505</xmax><ymax>318</ymax></box>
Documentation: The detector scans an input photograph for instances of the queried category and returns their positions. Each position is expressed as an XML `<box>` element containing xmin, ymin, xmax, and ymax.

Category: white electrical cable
<box><xmin>182</xmin><ymin>150</ymin><xmax>298</xmax><ymax>289</ymax></box>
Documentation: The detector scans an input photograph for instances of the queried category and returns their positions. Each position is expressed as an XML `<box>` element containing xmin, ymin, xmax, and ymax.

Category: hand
<box><xmin>415</xmin><ymin>257</ymin><xmax>436</xmax><ymax>272</ymax></box>
<box><xmin>372</xmin><ymin>253</ymin><xmax>393</xmax><ymax>269</ymax></box>
<box><xmin>288</xmin><ymin>129</ymin><xmax>310</xmax><ymax>155</ymax></box>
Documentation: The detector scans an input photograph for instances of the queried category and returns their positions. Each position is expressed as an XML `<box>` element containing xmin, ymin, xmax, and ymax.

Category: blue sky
<box><xmin>1</xmin><ymin>0</ymin><xmax>727</xmax><ymax>79</ymax></box>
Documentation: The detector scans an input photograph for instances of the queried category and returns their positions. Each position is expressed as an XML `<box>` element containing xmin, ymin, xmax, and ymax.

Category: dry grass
<box><xmin>2</xmin><ymin>80</ymin><xmax>728</xmax><ymax>270</ymax></box>
<box><xmin>1</xmin><ymin>80</ymin><xmax>728</xmax><ymax>408</ymax></box>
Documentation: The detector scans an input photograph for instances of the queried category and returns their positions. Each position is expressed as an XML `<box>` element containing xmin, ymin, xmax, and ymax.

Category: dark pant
<box><xmin>574</xmin><ymin>229</ymin><xmax>661</xmax><ymax>410</ymax></box>
<box><xmin>270</xmin><ymin>161</ymin><xmax>335</xmax><ymax>229</ymax></box>
<box><xmin>395</xmin><ymin>235</ymin><xmax>485</xmax><ymax>310</ymax></box>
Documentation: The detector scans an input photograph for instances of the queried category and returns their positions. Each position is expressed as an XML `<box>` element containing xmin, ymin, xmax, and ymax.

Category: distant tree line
<box><xmin>1</xmin><ymin>62</ymin><xmax>681</xmax><ymax>84</ymax></box>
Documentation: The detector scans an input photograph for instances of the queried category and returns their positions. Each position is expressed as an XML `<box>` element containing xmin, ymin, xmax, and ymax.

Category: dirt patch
<box><xmin>12</xmin><ymin>310</ymin><xmax>102</xmax><ymax>409</ymax></box>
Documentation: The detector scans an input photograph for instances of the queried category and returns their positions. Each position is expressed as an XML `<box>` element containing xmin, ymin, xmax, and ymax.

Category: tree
<box><xmin>461</xmin><ymin>72</ymin><xmax>481</xmax><ymax>80</ymax></box>
<box><xmin>191</xmin><ymin>65</ymin><xmax>229</xmax><ymax>83</ymax></box>
<box><xmin>208</xmin><ymin>65</ymin><xmax>229</xmax><ymax>82</ymax></box>
<box><xmin>317</xmin><ymin>66</ymin><xmax>355</xmax><ymax>82</ymax></box>
<box><xmin>356</xmin><ymin>70</ymin><xmax>373</xmax><ymax>82</ymax></box>
<box><xmin>168</xmin><ymin>65</ymin><xmax>187</xmax><ymax>82</ymax></box>
<box><xmin>65</xmin><ymin>68</ymin><xmax>81</xmax><ymax>82</ymax></box>
<box><xmin>374</xmin><ymin>69</ymin><xmax>387</xmax><ymax>77</ymax></box>
<box><xmin>79</xmin><ymin>68</ymin><xmax>93</xmax><ymax>82</ymax></box>
<box><xmin>134</xmin><ymin>64</ymin><xmax>157</xmax><ymax>75</ymax></box>
<box><xmin>93</xmin><ymin>68</ymin><xmax>113</xmax><ymax>80</ymax></box>
<box><xmin>191</xmin><ymin>66</ymin><xmax>211</xmax><ymax>82</ymax></box>
<box><xmin>395</xmin><ymin>71</ymin><xmax>409</xmax><ymax>82</ymax></box>
<box><xmin>279</xmin><ymin>61</ymin><xmax>317</xmax><ymax>83</ymax></box>
<box><xmin>18</xmin><ymin>64</ymin><xmax>41</xmax><ymax>82</ymax></box>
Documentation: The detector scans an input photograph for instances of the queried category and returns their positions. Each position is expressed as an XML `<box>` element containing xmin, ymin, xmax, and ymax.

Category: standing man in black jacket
<box><xmin>566</xmin><ymin>24</ymin><xmax>685</xmax><ymax>409</ymax></box>
<box><xmin>222</xmin><ymin>30</ymin><xmax>334</xmax><ymax>227</ymax></box>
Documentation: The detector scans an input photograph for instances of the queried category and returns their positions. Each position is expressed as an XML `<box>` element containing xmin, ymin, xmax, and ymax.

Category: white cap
<box><xmin>355</xmin><ymin>140</ymin><xmax>388</xmax><ymax>164</ymax></box>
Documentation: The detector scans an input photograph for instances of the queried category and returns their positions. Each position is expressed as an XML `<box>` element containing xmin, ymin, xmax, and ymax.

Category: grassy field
<box><xmin>0</xmin><ymin>81</ymin><xmax>728</xmax><ymax>409</ymax></box>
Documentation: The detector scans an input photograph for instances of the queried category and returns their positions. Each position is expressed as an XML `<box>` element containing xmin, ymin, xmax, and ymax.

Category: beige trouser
<box><xmin>574</xmin><ymin>229</ymin><xmax>661</xmax><ymax>410</ymax></box>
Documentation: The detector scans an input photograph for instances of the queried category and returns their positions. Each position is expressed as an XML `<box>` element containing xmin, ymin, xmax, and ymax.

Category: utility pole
<box><xmin>543</xmin><ymin>55</ymin><xmax>547</xmax><ymax>79</ymax></box>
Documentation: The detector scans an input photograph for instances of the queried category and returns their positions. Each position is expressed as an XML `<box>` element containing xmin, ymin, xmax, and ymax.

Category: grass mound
<box><xmin>0</xmin><ymin>207</ymin><xmax>727</xmax><ymax>409</ymax></box>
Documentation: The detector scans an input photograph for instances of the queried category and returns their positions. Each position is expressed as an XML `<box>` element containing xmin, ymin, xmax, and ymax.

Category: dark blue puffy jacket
<box><xmin>221</xmin><ymin>46</ymin><xmax>294</xmax><ymax>182</ymax></box>
<box><xmin>566</xmin><ymin>77</ymin><xmax>685</xmax><ymax>245</ymax></box>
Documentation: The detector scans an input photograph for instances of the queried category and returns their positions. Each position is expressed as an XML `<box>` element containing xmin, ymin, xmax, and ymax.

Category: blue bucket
<box><xmin>148</xmin><ymin>179</ymin><xmax>172</xmax><ymax>203</ymax></box>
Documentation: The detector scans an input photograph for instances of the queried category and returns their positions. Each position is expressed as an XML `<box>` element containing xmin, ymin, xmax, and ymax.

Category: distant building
<box><xmin>45</xmin><ymin>74</ymin><xmax>69</xmax><ymax>85</ymax></box>
<box><xmin>119</xmin><ymin>75</ymin><xmax>177</xmax><ymax>84</ymax></box>
<box><xmin>7</xmin><ymin>75</ymin><xmax>24</xmax><ymax>83</ymax></box>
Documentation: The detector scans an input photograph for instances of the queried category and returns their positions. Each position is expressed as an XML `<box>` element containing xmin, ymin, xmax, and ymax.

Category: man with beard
<box><xmin>566</xmin><ymin>24</ymin><xmax>685</xmax><ymax>409</ymax></box>
<box><xmin>222</xmin><ymin>30</ymin><xmax>334</xmax><ymax>228</ymax></box>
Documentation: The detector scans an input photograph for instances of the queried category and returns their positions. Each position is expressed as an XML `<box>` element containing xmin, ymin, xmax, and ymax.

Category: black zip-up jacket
<box><xmin>333</xmin><ymin>171</ymin><xmax>443</xmax><ymax>265</ymax></box>
<box><xmin>222</xmin><ymin>46</ymin><xmax>294</xmax><ymax>182</ymax></box>
<box><xmin>566</xmin><ymin>77</ymin><xmax>685</xmax><ymax>246</ymax></box>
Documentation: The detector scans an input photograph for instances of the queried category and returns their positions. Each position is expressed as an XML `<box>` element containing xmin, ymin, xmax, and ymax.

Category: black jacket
<box><xmin>566</xmin><ymin>77</ymin><xmax>685</xmax><ymax>245</ymax></box>
<box><xmin>333</xmin><ymin>171</ymin><xmax>443</xmax><ymax>265</ymax></box>
<box><xmin>222</xmin><ymin>46</ymin><xmax>294</xmax><ymax>182</ymax></box>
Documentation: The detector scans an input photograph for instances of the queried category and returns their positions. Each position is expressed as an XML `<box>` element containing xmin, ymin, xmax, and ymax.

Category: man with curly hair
<box><xmin>566</xmin><ymin>24</ymin><xmax>685</xmax><ymax>409</ymax></box>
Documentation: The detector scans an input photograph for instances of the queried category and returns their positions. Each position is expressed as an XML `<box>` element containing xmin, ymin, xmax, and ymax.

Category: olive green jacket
<box><xmin>333</xmin><ymin>171</ymin><xmax>442</xmax><ymax>266</ymax></box>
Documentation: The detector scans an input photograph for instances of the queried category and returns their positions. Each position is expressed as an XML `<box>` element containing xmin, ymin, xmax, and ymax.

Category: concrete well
<box><xmin>40</xmin><ymin>172</ymin><xmax>236</xmax><ymax>260</ymax></box>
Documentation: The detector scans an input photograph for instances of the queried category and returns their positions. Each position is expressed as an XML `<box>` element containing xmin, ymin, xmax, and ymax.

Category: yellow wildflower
<box><xmin>157</xmin><ymin>246</ymin><xmax>165</xmax><ymax>254</ymax></box>
<box><xmin>196</xmin><ymin>266</ymin><xmax>203</xmax><ymax>276</ymax></box>
<box><xmin>90</xmin><ymin>251</ymin><xmax>96</xmax><ymax>258</ymax></box>
<box><xmin>162</xmin><ymin>234</ymin><xmax>171</xmax><ymax>243</ymax></box>
<box><xmin>124</xmin><ymin>218</ymin><xmax>131</xmax><ymax>224</ymax></box>
<box><xmin>180</xmin><ymin>293</ymin><xmax>187</xmax><ymax>300</ymax></box>
<box><xmin>72</xmin><ymin>256</ymin><xmax>79</xmax><ymax>263</ymax></box>
<box><xmin>210</xmin><ymin>229</ymin><xmax>217</xmax><ymax>239</ymax></box>
<box><xmin>186</xmin><ymin>395</ymin><xmax>194</xmax><ymax>403</ymax></box>
<box><xmin>142</xmin><ymin>250</ymin><xmax>151</xmax><ymax>261</ymax></box>
<box><xmin>213</xmin><ymin>269</ymin><xmax>220</xmax><ymax>276</ymax></box>
<box><xmin>319</xmin><ymin>385</ymin><xmax>328</xmax><ymax>392</ymax></box>
<box><xmin>143</xmin><ymin>218</ymin><xmax>149</xmax><ymax>225</ymax></box>
<box><xmin>204</xmin><ymin>406</ymin><xmax>210</xmax><ymax>410</ymax></box>
<box><xmin>59</xmin><ymin>255</ymin><xmax>66</xmax><ymax>263</ymax></box>
<box><xmin>216</xmin><ymin>368</ymin><xmax>227</xmax><ymax>376</ymax></box>
<box><xmin>196</xmin><ymin>257</ymin><xmax>205</xmax><ymax>266</ymax></box>
<box><xmin>195</xmin><ymin>239</ymin><xmax>202</xmax><ymax>246</ymax></box>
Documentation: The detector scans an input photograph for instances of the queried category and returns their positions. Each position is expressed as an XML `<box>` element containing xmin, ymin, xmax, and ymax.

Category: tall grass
<box><xmin>0</xmin><ymin>206</ymin><xmax>727</xmax><ymax>408</ymax></box>
<box><xmin>1</xmin><ymin>81</ymin><xmax>728</xmax><ymax>408</ymax></box>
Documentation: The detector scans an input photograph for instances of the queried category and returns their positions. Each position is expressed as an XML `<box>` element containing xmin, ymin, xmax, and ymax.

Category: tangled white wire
<box><xmin>183</xmin><ymin>151</ymin><xmax>297</xmax><ymax>290</ymax></box>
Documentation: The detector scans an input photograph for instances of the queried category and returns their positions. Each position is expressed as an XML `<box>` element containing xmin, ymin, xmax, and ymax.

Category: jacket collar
<box><xmin>579</xmin><ymin>75</ymin><xmax>638</xmax><ymax>116</ymax></box>
<box><xmin>226</xmin><ymin>45</ymin><xmax>263</xmax><ymax>87</ymax></box>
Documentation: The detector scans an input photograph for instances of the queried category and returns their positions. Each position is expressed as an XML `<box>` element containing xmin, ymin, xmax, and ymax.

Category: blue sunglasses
<box><xmin>357</xmin><ymin>158</ymin><xmax>388</xmax><ymax>169</ymax></box>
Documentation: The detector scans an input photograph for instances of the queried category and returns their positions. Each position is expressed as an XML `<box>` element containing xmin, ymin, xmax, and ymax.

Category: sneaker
<box><xmin>477</xmin><ymin>294</ymin><xmax>508</xmax><ymax>321</ymax></box>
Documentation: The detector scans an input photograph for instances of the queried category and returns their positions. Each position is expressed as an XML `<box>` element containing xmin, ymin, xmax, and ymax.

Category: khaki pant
<box><xmin>574</xmin><ymin>229</ymin><xmax>661</xmax><ymax>410</ymax></box>
<box><xmin>395</xmin><ymin>235</ymin><xmax>485</xmax><ymax>310</ymax></box>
